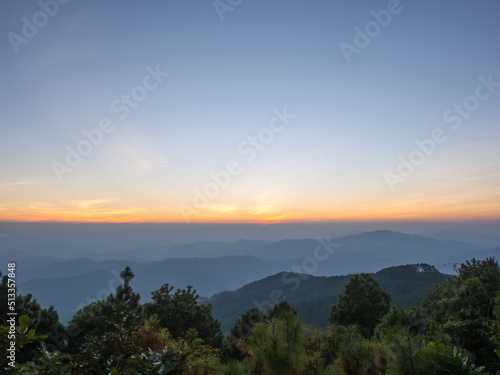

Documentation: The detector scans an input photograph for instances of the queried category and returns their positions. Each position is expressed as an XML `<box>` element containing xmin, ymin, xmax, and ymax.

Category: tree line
<box><xmin>1</xmin><ymin>258</ymin><xmax>499</xmax><ymax>374</ymax></box>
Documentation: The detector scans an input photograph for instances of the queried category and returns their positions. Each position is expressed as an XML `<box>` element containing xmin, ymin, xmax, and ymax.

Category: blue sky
<box><xmin>1</xmin><ymin>0</ymin><xmax>499</xmax><ymax>223</ymax></box>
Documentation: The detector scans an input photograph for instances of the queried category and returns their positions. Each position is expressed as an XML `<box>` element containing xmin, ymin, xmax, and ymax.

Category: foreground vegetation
<box><xmin>1</xmin><ymin>258</ymin><xmax>499</xmax><ymax>374</ymax></box>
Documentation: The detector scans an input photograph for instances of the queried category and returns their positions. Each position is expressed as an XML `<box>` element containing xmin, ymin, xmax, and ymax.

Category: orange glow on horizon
<box><xmin>1</xmin><ymin>207</ymin><xmax>499</xmax><ymax>224</ymax></box>
<box><xmin>2</xmin><ymin>189</ymin><xmax>500</xmax><ymax>224</ymax></box>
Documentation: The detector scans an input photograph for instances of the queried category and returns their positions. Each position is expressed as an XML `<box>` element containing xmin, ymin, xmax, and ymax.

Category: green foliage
<box><xmin>18</xmin><ymin>302</ymin><xmax>222</xmax><ymax>374</ymax></box>
<box><xmin>0</xmin><ymin>315</ymin><xmax>46</xmax><ymax>373</ymax></box>
<box><xmin>222</xmin><ymin>359</ymin><xmax>254</xmax><ymax>374</ymax></box>
<box><xmin>423</xmin><ymin>258</ymin><xmax>499</xmax><ymax>321</ymax></box>
<box><xmin>374</xmin><ymin>306</ymin><xmax>428</xmax><ymax>338</ymax></box>
<box><xmin>65</xmin><ymin>287</ymin><xmax>144</xmax><ymax>353</ymax></box>
<box><xmin>144</xmin><ymin>283</ymin><xmax>224</xmax><ymax>349</ymax></box>
<box><xmin>227</xmin><ymin>307</ymin><xmax>266</xmax><ymax>360</ymax></box>
<box><xmin>267</xmin><ymin>300</ymin><xmax>297</xmax><ymax>319</ymax></box>
<box><xmin>230</xmin><ymin>308</ymin><xmax>265</xmax><ymax>339</ymax></box>
<box><xmin>249</xmin><ymin>308</ymin><xmax>307</xmax><ymax>375</ymax></box>
<box><xmin>66</xmin><ymin>266</ymin><xmax>144</xmax><ymax>353</ymax></box>
<box><xmin>383</xmin><ymin>328</ymin><xmax>485</xmax><ymax>375</ymax></box>
<box><xmin>5</xmin><ymin>259</ymin><xmax>499</xmax><ymax>373</ymax></box>
<box><xmin>176</xmin><ymin>329</ymin><xmax>223</xmax><ymax>374</ymax></box>
<box><xmin>66</xmin><ymin>299</ymin><xmax>112</xmax><ymax>350</ymax></box>
<box><xmin>422</xmin><ymin>257</ymin><xmax>500</xmax><ymax>371</ymax></box>
<box><xmin>330</xmin><ymin>273</ymin><xmax>391</xmax><ymax>337</ymax></box>
<box><xmin>327</xmin><ymin>325</ymin><xmax>381</xmax><ymax>375</ymax></box>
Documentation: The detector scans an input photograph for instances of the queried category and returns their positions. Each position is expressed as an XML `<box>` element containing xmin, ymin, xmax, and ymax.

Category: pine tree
<box><xmin>330</xmin><ymin>273</ymin><xmax>391</xmax><ymax>337</ymax></box>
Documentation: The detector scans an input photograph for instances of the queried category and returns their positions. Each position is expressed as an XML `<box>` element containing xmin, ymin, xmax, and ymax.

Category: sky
<box><xmin>0</xmin><ymin>0</ymin><xmax>499</xmax><ymax>224</ymax></box>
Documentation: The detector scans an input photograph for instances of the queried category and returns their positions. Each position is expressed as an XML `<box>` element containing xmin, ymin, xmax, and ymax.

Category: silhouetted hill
<box><xmin>209</xmin><ymin>263</ymin><xmax>451</xmax><ymax>332</ymax></box>
<box><xmin>25</xmin><ymin>258</ymin><xmax>134</xmax><ymax>282</ymax></box>
<box><xmin>334</xmin><ymin>230</ymin><xmax>483</xmax><ymax>260</ymax></box>
<box><xmin>229</xmin><ymin>230</ymin><xmax>487</xmax><ymax>275</ymax></box>
<box><xmin>0</xmin><ymin>239</ymin><xmax>272</xmax><ymax>262</ymax></box>
<box><xmin>165</xmin><ymin>239</ymin><xmax>272</xmax><ymax>258</ymax></box>
<box><xmin>8</xmin><ymin>256</ymin><xmax>64</xmax><ymax>282</ymax></box>
<box><xmin>245</xmin><ymin>239</ymin><xmax>325</xmax><ymax>260</ymax></box>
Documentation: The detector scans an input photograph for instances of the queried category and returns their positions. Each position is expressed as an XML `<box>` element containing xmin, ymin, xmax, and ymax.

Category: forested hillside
<box><xmin>1</xmin><ymin>258</ymin><xmax>499</xmax><ymax>374</ymax></box>
<box><xmin>209</xmin><ymin>263</ymin><xmax>450</xmax><ymax>331</ymax></box>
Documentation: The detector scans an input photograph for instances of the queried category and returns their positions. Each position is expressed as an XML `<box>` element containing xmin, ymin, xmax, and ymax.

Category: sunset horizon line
<box><xmin>1</xmin><ymin>217</ymin><xmax>499</xmax><ymax>224</ymax></box>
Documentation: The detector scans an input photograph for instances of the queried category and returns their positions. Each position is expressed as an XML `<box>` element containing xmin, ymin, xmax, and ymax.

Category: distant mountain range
<box><xmin>3</xmin><ymin>229</ymin><xmax>499</xmax><ymax>263</ymax></box>
<box><xmin>418</xmin><ymin>230</ymin><xmax>500</xmax><ymax>249</ymax></box>
<box><xmin>0</xmin><ymin>239</ymin><xmax>273</xmax><ymax>262</ymax></box>
<box><xmin>0</xmin><ymin>230</ymin><xmax>497</xmax><ymax>324</ymax></box>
